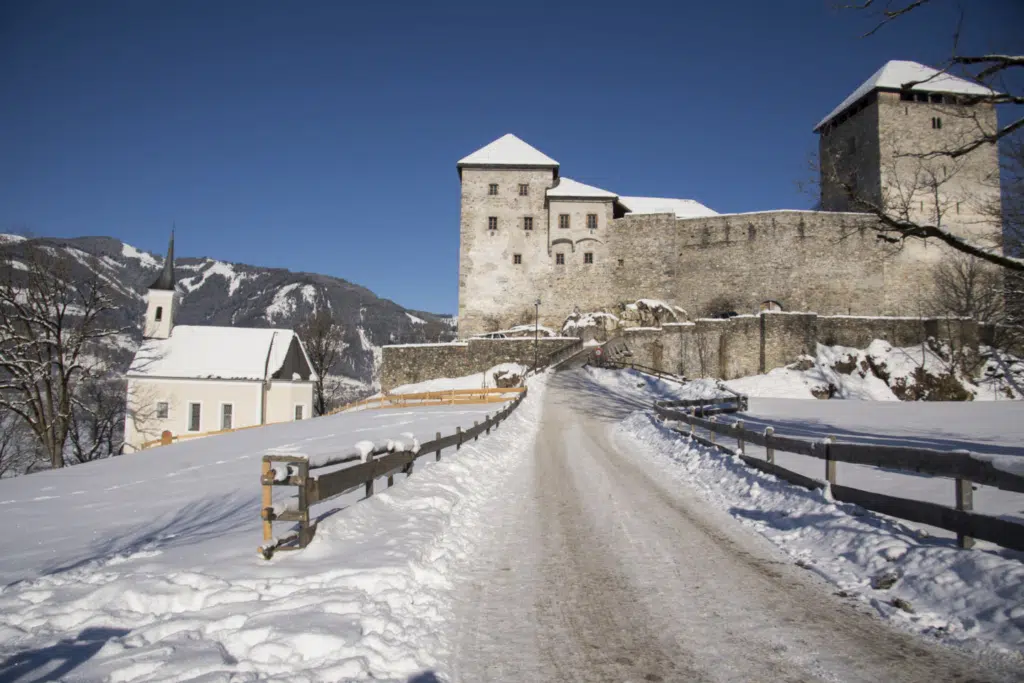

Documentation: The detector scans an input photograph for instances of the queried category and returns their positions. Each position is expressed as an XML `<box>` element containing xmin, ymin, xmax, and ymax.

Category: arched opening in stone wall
<box><xmin>760</xmin><ymin>300</ymin><xmax>784</xmax><ymax>312</ymax></box>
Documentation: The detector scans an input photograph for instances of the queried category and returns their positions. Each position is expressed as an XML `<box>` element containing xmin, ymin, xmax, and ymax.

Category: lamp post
<box><xmin>534</xmin><ymin>298</ymin><xmax>541</xmax><ymax>372</ymax></box>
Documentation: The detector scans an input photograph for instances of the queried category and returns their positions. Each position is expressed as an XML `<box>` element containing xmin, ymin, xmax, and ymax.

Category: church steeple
<box><xmin>149</xmin><ymin>229</ymin><xmax>175</xmax><ymax>291</ymax></box>
<box><xmin>143</xmin><ymin>229</ymin><xmax>178</xmax><ymax>339</ymax></box>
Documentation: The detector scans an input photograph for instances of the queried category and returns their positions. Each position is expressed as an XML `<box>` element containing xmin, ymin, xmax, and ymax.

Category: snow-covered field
<box><xmin>0</xmin><ymin>397</ymin><xmax>531</xmax><ymax>681</ymax></box>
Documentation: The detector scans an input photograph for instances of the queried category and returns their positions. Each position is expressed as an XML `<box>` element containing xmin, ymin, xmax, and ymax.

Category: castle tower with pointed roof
<box><xmin>143</xmin><ymin>232</ymin><xmax>177</xmax><ymax>339</ymax></box>
<box><xmin>815</xmin><ymin>60</ymin><xmax>1001</xmax><ymax>248</ymax></box>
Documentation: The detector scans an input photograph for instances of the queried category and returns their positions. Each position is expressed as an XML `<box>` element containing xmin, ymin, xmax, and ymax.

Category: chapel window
<box><xmin>155</xmin><ymin>306</ymin><xmax>163</xmax><ymax>322</ymax></box>
<box><xmin>221</xmin><ymin>403</ymin><xmax>233</xmax><ymax>431</ymax></box>
<box><xmin>156</xmin><ymin>402</ymin><xmax>169</xmax><ymax>419</ymax></box>
<box><xmin>188</xmin><ymin>403</ymin><xmax>201</xmax><ymax>432</ymax></box>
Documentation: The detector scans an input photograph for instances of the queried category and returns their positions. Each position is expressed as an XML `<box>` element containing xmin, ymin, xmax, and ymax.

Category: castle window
<box><xmin>747</xmin><ymin>224</ymin><xmax>756</xmax><ymax>240</ymax></box>
<box><xmin>519</xmin><ymin>183</ymin><xmax>528</xmax><ymax>196</ymax></box>
<box><xmin>488</xmin><ymin>216</ymin><xmax>498</xmax><ymax>230</ymax></box>
<box><xmin>488</xmin><ymin>184</ymin><xmax>498</xmax><ymax>195</ymax></box>
<box><xmin>559</xmin><ymin>214</ymin><xmax>570</xmax><ymax>229</ymax></box>
<box><xmin>524</xmin><ymin>216</ymin><xmax>533</xmax><ymax>231</ymax></box>
<box><xmin>617</xmin><ymin>258</ymin><xmax>624</xmax><ymax>266</ymax></box>
<box><xmin>155</xmin><ymin>306</ymin><xmax>163</xmax><ymax>322</ymax></box>
<box><xmin>583</xmin><ymin>252</ymin><xmax>593</xmax><ymax>264</ymax></box>
<box><xmin>586</xmin><ymin>214</ymin><xmax>597</xmax><ymax>229</ymax></box>
<box><xmin>555</xmin><ymin>253</ymin><xmax>565</xmax><ymax>265</ymax></box>
<box><xmin>156</xmin><ymin>402</ymin><xmax>169</xmax><ymax>419</ymax></box>
<box><xmin>847</xmin><ymin>136</ymin><xmax>856</xmax><ymax>156</ymax></box>
<box><xmin>513</xmin><ymin>253</ymin><xmax>522</xmax><ymax>264</ymax></box>
<box><xmin>931</xmin><ymin>116</ymin><xmax>942</xmax><ymax>129</ymax></box>
<box><xmin>900</xmin><ymin>91</ymin><xmax>914</xmax><ymax>101</ymax></box>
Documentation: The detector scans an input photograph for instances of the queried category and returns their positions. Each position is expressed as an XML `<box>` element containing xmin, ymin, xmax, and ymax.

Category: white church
<box><xmin>123</xmin><ymin>236</ymin><xmax>316</xmax><ymax>452</ymax></box>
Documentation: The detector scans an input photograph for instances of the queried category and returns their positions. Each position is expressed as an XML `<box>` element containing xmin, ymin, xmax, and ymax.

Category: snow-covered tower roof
<box><xmin>457</xmin><ymin>134</ymin><xmax>559</xmax><ymax>177</ymax></box>
<box><xmin>814</xmin><ymin>60</ymin><xmax>995</xmax><ymax>131</ymax></box>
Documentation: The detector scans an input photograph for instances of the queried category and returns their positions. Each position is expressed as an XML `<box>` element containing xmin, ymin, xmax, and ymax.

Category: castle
<box><xmin>456</xmin><ymin>60</ymin><xmax>1002</xmax><ymax>338</ymax></box>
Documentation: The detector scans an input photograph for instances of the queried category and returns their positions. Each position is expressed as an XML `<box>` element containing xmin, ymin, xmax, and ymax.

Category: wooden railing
<box><xmin>139</xmin><ymin>421</ymin><xmax>283</xmax><ymax>450</ymax></box>
<box><xmin>654</xmin><ymin>395</ymin><xmax>1024</xmax><ymax>552</ymax></box>
<box><xmin>259</xmin><ymin>389</ymin><xmax>529</xmax><ymax>558</ymax></box>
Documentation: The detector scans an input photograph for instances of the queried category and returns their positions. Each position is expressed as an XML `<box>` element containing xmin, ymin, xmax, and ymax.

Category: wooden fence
<box><xmin>333</xmin><ymin>386</ymin><xmax>525</xmax><ymax>413</ymax></box>
<box><xmin>259</xmin><ymin>389</ymin><xmax>528</xmax><ymax>558</ymax></box>
<box><xmin>654</xmin><ymin>395</ymin><xmax>1024</xmax><ymax>552</ymax></box>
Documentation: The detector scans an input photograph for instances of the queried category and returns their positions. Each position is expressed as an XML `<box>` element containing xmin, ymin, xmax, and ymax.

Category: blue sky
<box><xmin>1</xmin><ymin>0</ymin><xmax>1020</xmax><ymax>314</ymax></box>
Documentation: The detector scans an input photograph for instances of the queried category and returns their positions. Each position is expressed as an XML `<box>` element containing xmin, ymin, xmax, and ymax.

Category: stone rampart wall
<box><xmin>618</xmin><ymin>313</ymin><xmax>978</xmax><ymax>380</ymax></box>
<box><xmin>380</xmin><ymin>337</ymin><xmax>579</xmax><ymax>390</ymax></box>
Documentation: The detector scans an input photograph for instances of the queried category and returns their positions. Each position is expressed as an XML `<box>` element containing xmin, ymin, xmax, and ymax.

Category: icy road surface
<box><xmin>450</xmin><ymin>369</ymin><xmax>1019</xmax><ymax>682</ymax></box>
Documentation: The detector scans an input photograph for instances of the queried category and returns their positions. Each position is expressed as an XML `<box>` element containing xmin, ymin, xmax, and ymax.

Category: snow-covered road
<box><xmin>450</xmin><ymin>369</ymin><xmax>1020</xmax><ymax>682</ymax></box>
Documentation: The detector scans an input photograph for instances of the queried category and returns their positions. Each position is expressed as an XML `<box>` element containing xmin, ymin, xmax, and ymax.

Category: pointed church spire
<box><xmin>149</xmin><ymin>228</ymin><xmax>175</xmax><ymax>291</ymax></box>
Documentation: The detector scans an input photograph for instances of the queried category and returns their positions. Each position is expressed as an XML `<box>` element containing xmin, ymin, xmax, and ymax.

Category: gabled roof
<box><xmin>815</xmin><ymin>60</ymin><xmax>995</xmax><ymax>131</ymax></box>
<box><xmin>128</xmin><ymin>326</ymin><xmax>316</xmax><ymax>381</ymax></box>
<box><xmin>457</xmin><ymin>134</ymin><xmax>559</xmax><ymax>168</ymax></box>
<box><xmin>546</xmin><ymin>177</ymin><xmax>617</xmax><ymax>199</ymax></box>
<box><xmin>618</xmin><ymin>196</ymin><xmax>718</xmax><ymax>219</ymax></box>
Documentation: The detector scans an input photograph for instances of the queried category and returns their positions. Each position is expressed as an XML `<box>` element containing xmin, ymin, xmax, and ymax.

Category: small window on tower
<box><xmin>524</xmin><ymin>216</ymin><xmax>533</xmax><ymax>231</ymax></box>
<box><xmin>586</xmin><ymin>214</ymin><xmax>597</xmax><ymax>229</ymax></box>
<box><xmin>488</xmin><ymin>216</ymin><xmax>498</xmax><ymax>230</ymax></box>
<box><xmin>513</xmin><ymin>253</ymin><xmax>522</xmax><ymax>264</ymax></box>
<box><xmin>583</xmin><ymin>252</ymin><xmax>593</xmax><ymax>264</ymax></box>
<box><xmin>519</xmin><ymin>184</ymin><xmax>528</xmax><ymax>196</ymax></box>
<box><xmin>559</xmin><ymin>214</ymin><xmax>570</xmax><ymax>229</ymax></box>
<box><xmin>555</xmin><ymin>253</ymin><xmax>565</xmax><ymax>265</ymax></box>
<box><xmin>488</xmin><ymin>184</ymin><xmax>498</xmax><ymax>195</ymax></box>
<box><xmin>617</xmin><ymin>258</ymin><xmax>624</xmax><ymax>266</ymax></box>
<box><xmin>155</xmin><ymin>306</ymin><xmax>163</xmax><ymax>322</ymax></box>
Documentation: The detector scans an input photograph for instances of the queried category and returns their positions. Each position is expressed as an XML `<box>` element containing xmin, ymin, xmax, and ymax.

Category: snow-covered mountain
<box><xmin>0</xmin><ymin>234</ymin><xmax>455</xmax><ymax>390</ymax></box>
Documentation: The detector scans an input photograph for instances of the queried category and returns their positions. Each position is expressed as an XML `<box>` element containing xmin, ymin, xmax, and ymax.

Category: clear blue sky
<box><xmin>1</xmin><ymin>0</ymin><xmax>1020</xmax><ymax>314</ymax></box>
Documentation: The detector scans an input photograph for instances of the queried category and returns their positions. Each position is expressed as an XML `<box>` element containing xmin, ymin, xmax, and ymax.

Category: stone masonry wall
<box><xmin>618</xmin><ymin>312</ymin><xmax>978</xmax><ymax>380</ymax></box>
<box><xmin>380</xmin><ymin>337</ymin><xmax>580</xmax><ymax>390</ymax></box>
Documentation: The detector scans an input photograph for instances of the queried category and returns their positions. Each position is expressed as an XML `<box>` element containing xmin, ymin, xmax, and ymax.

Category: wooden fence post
<box><xmin>765</xmin><ymin>426</ymin><xmax>774</xmax><ymax>464</ymax></box>
<box><xmin>473</xmin><ymin>420</ymin><xmax>479</xmax><ymax>441</ymax></box>
<box><xmin>709</xmin><ymin>416</ymin><xmax>717</xmax><ymax>445</ymax></box>
<box><xmin>365</xmin><ymin>477</ymin><xmax>374</xmax><ymax>498</ymax></box>
<box><xmin>388</xmin><ymin>473</ymin><xmax>394</xmax><ymax>487</ymax></box>
<box><xmin>736</xmin><ymin>420</ymin><xmax>745</xmax><ymax>454</ymax></box>
<box><xmin>456</xmin><ymin>426</ymin><xmax>462</xmax><ymax>450</ymax></box>
<box><xmin>261</xmin><ymin>460</ymin><xmax>273</xmax><ymax>543</ymax></box>
<box><xmin>297</xmin><ymin>461</ymin><xmax>312</xmax><ymax>547</ymax></box>
<box><xmin>486</xmin><ymin>414</ymin><xmax>490</xmax><ymax>435</ymax></box>
<box><xmin>436</xmin><ymin>431</ymin><xmax>442</xmax><ymax>462</ymax></box>
<box><xmin>824</xmin><ymin>435</ymin><xmax>836</xmax><ymax>486</ymax></box>
<box><xmin>161</xmin><ymin>430</ymin><xmax>173</xmax><ymax>446</ymax></box>
<box><xmin>956</xmin><ymin>478</ymin><xmax>975</xmax><ymax>549</ymax></box>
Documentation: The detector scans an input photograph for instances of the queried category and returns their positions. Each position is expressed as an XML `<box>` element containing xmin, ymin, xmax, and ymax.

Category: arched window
<box><xmin>155</xmin><ymin>306</ymin><xmax>163</xmax><ymax>322</ymax></box>
<box><xmin>759</xmin><ymin>300</ymin><xmax>783</xmax><ymax>312</ymax></box>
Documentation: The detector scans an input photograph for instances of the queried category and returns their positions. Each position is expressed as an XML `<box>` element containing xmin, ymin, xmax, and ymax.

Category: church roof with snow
<box><xmin>546</xmin><ymin>177</ymin><xmax>617</xmax><ymax>199</ymax></box>
<box><xmin>128</xmin><ymin>326</ymin><xmax>316</xmax><ymax>382</ymax></box>
<box><xmin>815</xmin><ymin>59</ymin><xmax>994</xmax><ymax>131</ymax></box>
<box><xmin>617</xmin><ymin>196</ymin><xmax>719</xmax><ymax>219</ymax></box>
<box><xmin>457</xmin><ymin>134</ymin><xmax>559</xmax><ymax>168</ymax></box>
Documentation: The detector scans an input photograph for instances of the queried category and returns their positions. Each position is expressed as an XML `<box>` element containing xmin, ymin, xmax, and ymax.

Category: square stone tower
<box><xmin>816</xmin><ymin>60</ymin><xmax>1001</xmax><ymax>249</ymax></box>
<box><xmin>456</xmin><ymin>134</ymin><xmax>559</xmax><ymax>338</ymax></box>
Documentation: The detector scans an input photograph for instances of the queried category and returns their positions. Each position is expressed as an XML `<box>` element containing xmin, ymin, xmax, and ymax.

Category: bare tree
<box><xmin>68</xmin><ymin>376</ymin><xmax>126</xmax><ymax>464</ymax></box>
<box><xmin>0</xmin><ymin>411</ymin><xmax>34</xmax><ymax>478</ymax></box>
<box><xmin>0</xmin><ymin>243</ymin><xmax>119</xmax><ymax>469</ymax></box>
<box><xmin>824</xmin><ymin>1</ymin><xmax>1024</xmax><ymax>272</ymax></box>
<box><xmin>926</xmin><ymin>252</ymin><xmax>1003</xmax><ymax>321</ymax></box>
<box><xmin>296</xmin><ymin>308</ymin><xmax>344</xmax><ymax>416</ymax></box>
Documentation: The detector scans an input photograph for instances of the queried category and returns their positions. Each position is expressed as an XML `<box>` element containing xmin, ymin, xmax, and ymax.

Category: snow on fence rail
<box><xmin>258</xmin><ymin>389</ymin><xmax>529</xmax><ymax>559</ymax></box>
<box><xmin>654</xmin><ymin>396</ymin><xmax>1024</xmax><ymax>553</ymax></box>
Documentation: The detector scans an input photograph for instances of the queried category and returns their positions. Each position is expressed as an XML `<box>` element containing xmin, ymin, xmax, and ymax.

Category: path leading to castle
<box><xmin>449</xmin><ymin>369</ymin><xmax>1011</xmax><ymax>683</ymax></box>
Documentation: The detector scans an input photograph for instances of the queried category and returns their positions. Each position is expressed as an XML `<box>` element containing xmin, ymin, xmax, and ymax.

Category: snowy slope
<box><xmin>0</xmin><ymin>386</ymin><xmax>544</xmax><ymax>681</ymax></box>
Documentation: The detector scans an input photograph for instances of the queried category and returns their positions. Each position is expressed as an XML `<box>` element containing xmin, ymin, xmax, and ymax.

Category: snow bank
<box><xmin>388</xmin><ymin>363</ymin><xmax>528</xmax><ymax>394</ymax></box>
<box><xmin>0</xmin><ymin>380</ymin><xmax>549</xmax><ymax>682</ymax></box>
<box><xmin>617</xmin><ymin>413</ymin><xmax>1024</xmax><ymax>653</ymax></box>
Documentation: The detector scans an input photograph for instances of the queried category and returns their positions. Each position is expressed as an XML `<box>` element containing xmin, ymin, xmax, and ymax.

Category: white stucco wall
<box><xmin>265</xmin><ymin>380</ymin><xmax>314</xmax><ymax>424</ymax></box>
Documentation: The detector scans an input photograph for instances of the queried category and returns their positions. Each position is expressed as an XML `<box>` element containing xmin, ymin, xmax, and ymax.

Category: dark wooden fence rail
<box><xmin>258</xmin><ymin>387</ymin><xmax>531</xmax><ymax>559</ymax></box>
<box><xmin>654</xmin><ymin>396</ymin><xmax>1024</xmax><ymax>553</ymax></box>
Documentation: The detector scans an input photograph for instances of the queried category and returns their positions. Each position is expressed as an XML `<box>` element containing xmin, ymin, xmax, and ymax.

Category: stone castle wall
<box><xmin>612</xmin><ymin>312</ymin><xmax>979</xmax><ymax>380</ymax></box>
<box><xmin>381</xmin><ymin>337</ymin><xmax>580</xmax><ymax>390</ymax></box>
<box><xmin>457</xmin><ymin>204</ymin><xmax>955</xmax><ymax>338</ymax></box>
